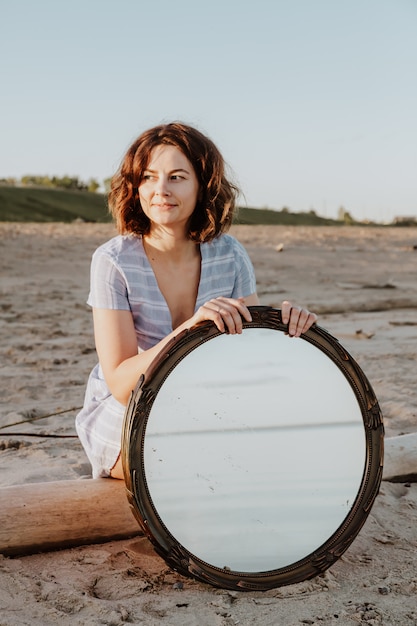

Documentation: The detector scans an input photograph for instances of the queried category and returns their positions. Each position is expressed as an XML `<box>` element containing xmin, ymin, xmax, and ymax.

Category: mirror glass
<box><xmin>123</xmin><ymin>307</ymin><xmax>383</xmax><ymax>590</ymax></box>
<box><xmin>143</xmin><ymin>329</ymin><xmax>365</xmax><ymax>572</ymax></box>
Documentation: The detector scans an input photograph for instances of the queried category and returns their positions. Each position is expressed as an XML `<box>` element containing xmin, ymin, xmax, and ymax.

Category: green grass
<box><xmin>0</xmin><ymin>186</ymin><xmax>110</xmax><ymax>223</ymax></box>
<box><xmin>234</xmin><ymin>206</ymin><xmax>340</xmax><ymax>226</ymax></box>
<box><xmin>0</xmin><ymin>185</ymin><xmax>365</xmax><ymax>226</ymax></box>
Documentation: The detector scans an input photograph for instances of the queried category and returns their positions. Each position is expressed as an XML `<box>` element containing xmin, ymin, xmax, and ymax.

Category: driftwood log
<box><xmin>0</xmin><ymin>478</ymin><xmax>141</xmax><ymax>557</ymax></box>
<box><xmin>0</xmin><ymin>434</ymin><xmax>415</xmax><ymax>558</ymax></box>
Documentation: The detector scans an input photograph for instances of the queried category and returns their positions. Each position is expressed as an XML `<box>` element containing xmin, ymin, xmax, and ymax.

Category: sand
<box><xmin>0</xmin><ymin>222</ymin><xmax>416</xmax><ymax>625</ymax></box>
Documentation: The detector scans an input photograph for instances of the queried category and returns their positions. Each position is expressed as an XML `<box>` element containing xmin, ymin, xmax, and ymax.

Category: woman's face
<box><xmin>139</xmin><ymin>144</ymin><xmax>199</xmax><ymax>233</ymax></box>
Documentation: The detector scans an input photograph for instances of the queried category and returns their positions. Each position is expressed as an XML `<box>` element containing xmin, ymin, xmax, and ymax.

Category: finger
<box><xmin>290</xmin><ymin>309</ymin><xmax>317</xmax><ymax>337</ymax></box>
<box><xmin>301</xmin><ymin>312</ymin><xmax>318</xmax><ymax>334</ymax></box>
<box><xmin>287</xmin><ymin>306</ymin><xmax>302</xmax><ymax>337</ymax></box>
<box><xmin>207</xmin><ymin>298</ymin><xmax>248</xmax><ymax>334</ymax></box>
<box><xmin>213</xmin><ymin>301</ymin><xmax>244</xmax><ymax>334</ymax></box>
<box><xmin>281</xmin><ymin>300</ymin><xmax>292</xmax><ymax>325</ymax></box>
<box><xmin>218</xmin><ymin>296</ymin><xmax>253</xmax><ymax>323</ymax></box>
<box><xmin>197</xmin><ymin>303</ymin><xmax>226</xmax><ymax>333</ymax></box>
<box><xmin>293</xmin><ymin>308</ymin><xmax>310</xmax><ymax>337</ymax></box>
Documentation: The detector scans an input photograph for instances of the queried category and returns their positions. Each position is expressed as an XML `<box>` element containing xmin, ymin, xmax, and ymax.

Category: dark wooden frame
<box><xmin>122</xmin><ymin>306</ymin><xmax>384</xmax><ymax>591</ymax></box>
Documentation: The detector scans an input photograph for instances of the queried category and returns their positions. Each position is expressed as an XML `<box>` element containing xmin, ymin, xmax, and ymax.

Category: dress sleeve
<box><xmin>87</xmin><ymin>248</ymin><xmax>131</xmax><ymax>311</ymax></box>
<box><xmin>232</xmin><ymin>238</ymin><xmax>257</xmax><ymax>297</ymax></box>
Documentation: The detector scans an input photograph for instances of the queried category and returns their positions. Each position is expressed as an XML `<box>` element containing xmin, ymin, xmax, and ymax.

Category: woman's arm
<box><xmin>93</xmin><ymin>295</ymin><xmax>255</xmax><ymax>406</ymax></box>
<box><xmin>93</xmin><ymin>294</ymin><xmax>317</xmax><ymax>406</ymax></box>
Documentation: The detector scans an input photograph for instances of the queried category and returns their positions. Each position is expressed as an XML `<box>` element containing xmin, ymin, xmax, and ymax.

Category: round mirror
<box><xmin>122</xmin><ymin>306</ymin><xmax>383</xmax><ymax>590</ymax></box>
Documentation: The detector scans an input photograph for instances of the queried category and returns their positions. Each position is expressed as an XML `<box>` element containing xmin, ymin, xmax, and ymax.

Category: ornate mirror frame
<box><xmin>122</xmin><ymin>306</ymin><xmax>384</xmax><ymax>591</ymax></box>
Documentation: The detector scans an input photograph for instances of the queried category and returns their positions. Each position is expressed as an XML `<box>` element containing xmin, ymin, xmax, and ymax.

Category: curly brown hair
<box><xmin>108</xmin><ymin>122</ymin><xmax>239</xmax><ymax>243</ymax></box>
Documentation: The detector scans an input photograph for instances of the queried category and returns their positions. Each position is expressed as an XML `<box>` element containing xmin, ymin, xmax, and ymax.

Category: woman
<box><xmin>76</xmin><ymin>122</ymin><xmax>317</xmax><ymax>480</ymax></box>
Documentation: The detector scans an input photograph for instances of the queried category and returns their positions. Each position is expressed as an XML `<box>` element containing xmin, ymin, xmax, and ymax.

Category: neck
<box><xmin>143</xmin><ymin>230</ymin><xmax>198</xmax><ymax>263</ymax></box>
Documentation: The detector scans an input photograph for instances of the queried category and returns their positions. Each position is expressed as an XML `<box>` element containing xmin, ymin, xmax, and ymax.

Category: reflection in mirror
<box><xmin>145</xmin><ymin>330</ymin><xmax>365</xmax><ymax>571</ymax></box>
<box><xmin>123</xmin><ymin>307</ymin><xmax>383</xmax><ymax>590</ymax></box>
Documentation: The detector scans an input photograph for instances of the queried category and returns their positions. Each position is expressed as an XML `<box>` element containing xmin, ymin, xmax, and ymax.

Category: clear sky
<box><xmin>1</xmin><ymin>0</ymin><xmax>416</xmax><ymax>222</ymax></box>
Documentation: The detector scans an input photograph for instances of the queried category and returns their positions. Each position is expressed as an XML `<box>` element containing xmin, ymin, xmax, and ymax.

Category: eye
<box><xmin>142</xmin><ymin>174</ymin><xmax>155</xmax><ymax>181</ymax></box>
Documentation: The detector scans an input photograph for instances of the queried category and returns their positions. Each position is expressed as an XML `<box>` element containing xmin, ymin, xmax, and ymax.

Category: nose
<box><xmin>154</xmin><ymin>176</ymin><xmax>170</xmax><ymax>196</ymax></box>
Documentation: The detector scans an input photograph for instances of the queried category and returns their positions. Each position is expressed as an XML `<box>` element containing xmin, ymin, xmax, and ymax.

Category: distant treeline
<box><xmin>0</xmin><ymin>175</ymin><xmax>102</xmax><ymax>193</ymax></box>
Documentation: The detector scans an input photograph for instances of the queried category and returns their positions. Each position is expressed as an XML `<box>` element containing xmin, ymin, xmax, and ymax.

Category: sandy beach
<box><xmin>1</xmin><ymin>222</ymin><xmax>416</xmax><ymax>625</ymax></box>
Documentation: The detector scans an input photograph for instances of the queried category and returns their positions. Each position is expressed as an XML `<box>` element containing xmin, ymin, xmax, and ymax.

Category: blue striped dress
<box><xmin>75</xmin><ymin>233</ymin><xmax>257</xmax><ymax>478</ymax></box>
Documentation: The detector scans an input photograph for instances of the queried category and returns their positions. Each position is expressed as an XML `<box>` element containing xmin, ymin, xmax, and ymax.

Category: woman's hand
<box><xmin>192</xmin><ymin>296</ymin><xmax>254</xmax><ymax>334</ymax></box>
<box><xmin>281</xmin><ymin>300</ymin><xmax>317</xmax><ymax>337</ymax></box>
<box><xmin>192</xmin><ymin>297</ymin><xmax>317</xmax><ymax>337</ymax></box>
